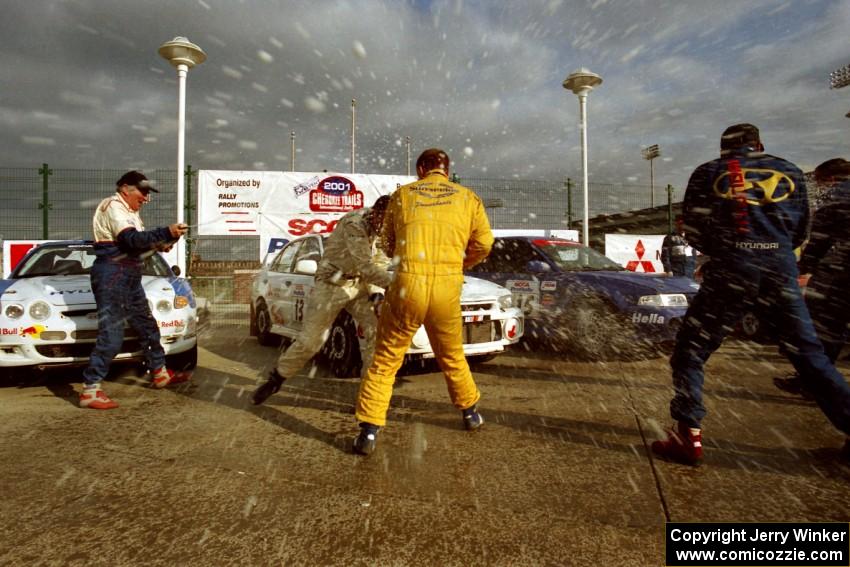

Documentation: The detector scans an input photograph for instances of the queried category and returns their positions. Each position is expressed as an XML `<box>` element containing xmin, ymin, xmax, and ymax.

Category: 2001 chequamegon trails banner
<box><xmin>198</xmin><ymin>170</ymin><xmax>415</xmax><ymax>259</ymax></box>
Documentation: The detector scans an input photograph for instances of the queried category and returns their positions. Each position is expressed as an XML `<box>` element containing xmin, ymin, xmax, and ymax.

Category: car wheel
<box><xmin>255</xmin><ymin>301</ymin><xmax>279</xmax><ymax>346</ymax></box>
<box><xmin>165</xmin><ymin>344</ymin><xmax>198</xmax><ymax>372</ymax></box>
<box><xmin>320</xmin><ymin>313</ymin><xmax>362</xmax><ymax>378</ymax></box>
<box><xmin>566</xmin><ymin>294</ymin><xmax>635</xmax><ymax>360</ymax></box>
<box><xmin>739</xmin><ymin>310</ymin><xmax>762</xmax><ymax>340</ymax></box>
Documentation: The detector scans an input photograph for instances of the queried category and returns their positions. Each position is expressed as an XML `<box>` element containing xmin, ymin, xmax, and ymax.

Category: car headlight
<box><xmin>174</xmin><ymin>296</ymin><xmax>189</xmax><ymax>309</ymax></box>
<box><xmin>4</xmin><ymin>304</ymin><xmax>24</xmax><ymax>319</ymax></box>
<box><xmin>156</xmin><ymin>300</ymin><xmax>172</xmax><ymax>313</ymax></box>
<box><xmin>29</xmin><ymin>300</ymin><xmax>51</xmax><ymax>320</ymax></box>
<box><xmin>637</xmin><ymin>294</ymin><xmax>688</xmax><ymax>307</ymax></box>
<box><xmin>498</xmin><ymin>294</ymin><xmax>512</xmax><ymax>309</ymax></box>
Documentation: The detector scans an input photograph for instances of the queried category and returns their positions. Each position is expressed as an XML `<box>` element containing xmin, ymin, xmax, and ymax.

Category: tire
<box><xmin>249</xmin><ymin>303</ymin><xmax>259</xmax><ymax>337</ymax></box>
<box><xmin>255</xmin><ymin>301</ymin><xmax>280</xmax><ymax>347</ymax></box>
<box><xmin>166</xmin><ymin>344</ymin><xmax>198</xmax><ymax>372</ymax></box>
<box><xmin>739</xmin><ymin>310</ymin><xmax>762</xmax><ymax>340</ymax></box>
<box><xmin>320</xmin><ymin>313</ymin><xmax>362</xmax><ymax>378</ymax></box>
<box><xmin>563</xmin><ymin>294</ymin><xmax>635</xmax><ymax>360</ymax></box>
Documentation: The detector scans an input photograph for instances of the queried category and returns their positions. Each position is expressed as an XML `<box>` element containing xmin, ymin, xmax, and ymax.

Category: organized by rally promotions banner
<box><xmin>605</xmin><ymin>233</ymin><xmax>665</xmax><ymax>273</ymax></box>
<box><xmin>197</xmin><ymin>171</ymin><xmax>414</xmax><ymax>260</ymax></box>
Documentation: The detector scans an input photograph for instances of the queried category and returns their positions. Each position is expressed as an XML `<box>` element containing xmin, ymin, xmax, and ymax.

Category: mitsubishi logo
<box><xmin>712</xmin><ymin>168</ymin><xmax>796</xmax><ymax>206</ymax></box>
<box><xmin>625</xmin><ymin>239</ymin><xmax>656</xmax><ymax>272</ymax></box>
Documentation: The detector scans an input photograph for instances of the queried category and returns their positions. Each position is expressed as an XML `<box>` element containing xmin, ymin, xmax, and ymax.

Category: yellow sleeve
<box><xmin>463</xmin><ymin>195</ymin><xmax>494</xmax><ymax>269</ymax></box>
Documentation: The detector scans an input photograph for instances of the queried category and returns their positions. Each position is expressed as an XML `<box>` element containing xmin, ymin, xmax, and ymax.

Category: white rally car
<box><xmin>250</xmin><ymin>234</ymin><xmax>523</xmax><ymax>377</ymax></box>
<box><xmin>0</xmin><ymin>241</ymin><xmax>199</xmax><ymax>378</ymax></box>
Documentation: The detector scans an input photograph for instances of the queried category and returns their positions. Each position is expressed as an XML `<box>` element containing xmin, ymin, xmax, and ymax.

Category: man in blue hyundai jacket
<box><xmin>652</xmin><ymin>124</ymin><xmax>850</xmax><ymax>466</ymax></box>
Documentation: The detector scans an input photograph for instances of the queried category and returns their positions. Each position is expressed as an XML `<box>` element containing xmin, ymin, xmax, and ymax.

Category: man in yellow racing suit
<box><xmin>353</xmin><ymin>148</ymin><xmax>494</xmax><ymax>455</ymax></box>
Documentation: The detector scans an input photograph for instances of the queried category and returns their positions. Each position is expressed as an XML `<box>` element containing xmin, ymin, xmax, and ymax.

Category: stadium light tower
<box><xmin>642</xmin><ymin>144</ymin><xmax>661</xmax><ymax>208</ymax></box>
<box><xmin>563</xmin><ymin>68</ymin><xmax>602</xmax><ymax>247</ymax></box>
<box><xmin>829</xmin><ymin>63</ymin><xmax>850</xmax><ymax>89</ymax></box>
<box><xmin>158</xmin><ymin>36</ymin><xmax>206</xmax><ymax>276</ymax></box>
<box><xmin>830</xmin><ymin>63</ymin><xmax>850</xmax><ymax>118</ymax></box>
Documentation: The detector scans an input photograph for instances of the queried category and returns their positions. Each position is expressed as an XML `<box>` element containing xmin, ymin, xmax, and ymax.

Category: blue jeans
<box><xmin>82</xmin><ymin>260</ymin><xmax>164</xmax><ymax>386</ymax></box>
<box><xmin>670</xmin><ymin>250</ymin><xmax>850</xmax><ymax>435</ymax></box>
<box><xmin>805</xmin><ymin>273</ymin><xmax>850</xmax><ymax>364</ymax></box>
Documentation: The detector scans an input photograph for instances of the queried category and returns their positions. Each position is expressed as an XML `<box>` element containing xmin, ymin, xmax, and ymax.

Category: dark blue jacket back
<box><xmin>682</xmin><ymin>149</ymin><xmax>809</xmax><ymax>258</ymax></box>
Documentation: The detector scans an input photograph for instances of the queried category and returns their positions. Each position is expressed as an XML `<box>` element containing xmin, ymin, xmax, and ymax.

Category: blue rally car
<box><xmin>466</xmin><ymin>236</ymin><xmax>700</xmax><ymax>358</ymax></box>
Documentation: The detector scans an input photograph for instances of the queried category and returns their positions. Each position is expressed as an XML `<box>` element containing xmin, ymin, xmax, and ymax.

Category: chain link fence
<box><xmin>1</xmin><ymin>166</ymin><xmax>680</xmax><ymax>302</ymax></box>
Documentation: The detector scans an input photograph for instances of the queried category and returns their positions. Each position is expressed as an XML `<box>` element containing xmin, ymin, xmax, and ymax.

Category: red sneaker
<box><xmin>651</xmin><ymin>421</ymin><xmax>703</xmax><ymax>466</ymax></box>
<box><xmin>150</xmin><ymin>367</ymin><xmax>175</xmax><ymax>389</ymax></box>
<box><xmin>79</xmin><ymin>386</ymin><xmax>119</xmax><ymax>410</ymax></box>
<box><xmin>168</xmin><ymin>370</ymin><xmax>193</xmax><ymax>385</ymax></box>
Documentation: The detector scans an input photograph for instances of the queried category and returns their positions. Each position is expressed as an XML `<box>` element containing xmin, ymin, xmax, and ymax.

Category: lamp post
<box><xmin>351</xmin><ymin>98</ymin><xmax>357</xmax><ymax>173</ymax></box>
<box><xmin>290</xmin><ymin>131</ymin><xmax>296</xmax><ymax>172</ymax></box>
<box><xmin>563</xmin><ymin>68</ymin><xmax>602</xmax><ymax>247</ymax></box>
<box><xmin>641</xmin><ymin>144</ymin><xmax>661</xmax><ymax>208</ymax></box>
<box><xmin>405</xmin><ymin>136</ymin><xmax>411</xmax><ymax>176</ymax></box>
<box><xmin>158</xmin><ymin>36</ymin><xmax>206</xmax><ymax>277</ymax></box>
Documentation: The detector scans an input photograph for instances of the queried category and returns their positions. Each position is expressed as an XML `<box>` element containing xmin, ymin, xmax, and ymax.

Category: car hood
<box><xmin>554</xmin><ymin>270</ymin><xmax>699</xmax><ymax>295</ymax></box>
<box><xmin>462</xmin><ymin>276</ymin><xmax>510</xmax><ymax>301</ymax></box>
<box><xmin>2</xmin><ymin>275</ymin><xmax>177</xmax><ymax>307</ymax></box>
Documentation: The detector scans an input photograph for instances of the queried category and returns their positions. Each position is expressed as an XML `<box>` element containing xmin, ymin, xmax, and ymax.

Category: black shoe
<box><xmin>462</xmin><ymin>405</ymin><xmax>484</xmax><ymax>431</ymax></box>
<box><xmin>252</xmin><ymin>369</ymin><xmax>286</xmax><ymax>405</ymax></box>
<box><xmin>353</xmin><ymin>422</ymin><xmax>380</xmax><ymax>456</ymax></box>
<box><xmin>773</xmin><ymin>374</ymin><xmax>814</xmax><ymax>400</ymax></box>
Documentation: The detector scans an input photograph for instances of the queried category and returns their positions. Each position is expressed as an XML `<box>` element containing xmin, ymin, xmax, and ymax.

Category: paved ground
<box><xmin>0</xmin><ymin>309</ymin><xmax>848</xmax><ymax>566</ymax></box>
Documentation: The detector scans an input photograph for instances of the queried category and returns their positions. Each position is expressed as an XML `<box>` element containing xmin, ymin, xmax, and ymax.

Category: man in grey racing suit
<box><xmin>252</xmin><ymin>195</ymin><xmax>393</xmax><ymax>405</ymax></box>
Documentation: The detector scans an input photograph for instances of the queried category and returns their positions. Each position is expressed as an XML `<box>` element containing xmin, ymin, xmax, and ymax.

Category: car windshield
<box><xmin>533</xmin><ymin>240</ymin><xmax>624</xmax><ymax>272</ymax></box>
<box><xmin>14</xmin><ymin>244</ymin><xmax>172</xmax><ymax>278</ymax></box>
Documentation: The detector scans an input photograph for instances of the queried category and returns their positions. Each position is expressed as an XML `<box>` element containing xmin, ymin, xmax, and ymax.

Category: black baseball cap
<box><xmin>116</xmin><ymin>170</ymin><xmax>159</xmax><ymax>193</ymax></box>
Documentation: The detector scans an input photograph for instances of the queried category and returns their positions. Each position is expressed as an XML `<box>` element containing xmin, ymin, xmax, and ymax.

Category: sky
<box><xmin>2</xmin><ymin>0</ymin><xmax>850</xmax><ymax>191</ymax></box>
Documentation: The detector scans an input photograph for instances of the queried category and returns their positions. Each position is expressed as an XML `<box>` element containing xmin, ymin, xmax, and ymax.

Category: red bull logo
<box><xmin>20</xmin><ymin>324</ymin><xmax>46</xmax><ymax>338</ymax></box>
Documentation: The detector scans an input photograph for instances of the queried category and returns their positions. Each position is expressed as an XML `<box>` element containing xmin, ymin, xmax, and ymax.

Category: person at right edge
<box><xmin>652</xmin><ymin>124</ymin><xmax>850</xmax><ymax>466</ymax></box>
<box><xmin>352</xmin><ymin>148</ymin><xmax>494</xmax><ymax>455</ymax></box>
<box><xmin>774</xmin><ymin>158</ymin><xmax>850</xmax><ymax>398</ymax></box>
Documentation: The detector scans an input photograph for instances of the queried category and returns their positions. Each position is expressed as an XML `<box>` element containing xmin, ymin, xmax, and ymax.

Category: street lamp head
<box><xmin>563</xmin><ymin>68</ymin><xmax>603</xmax><ymax>96</ymax></box>
<box><xmin>642</xmin><ymin>144</ymin><xmax>661</xmax><ymax>160</ymax></box>
<box><xmin>158</xmin><ymin>37</ymin><xmax>206</xmax><ymax>68</ymax></box>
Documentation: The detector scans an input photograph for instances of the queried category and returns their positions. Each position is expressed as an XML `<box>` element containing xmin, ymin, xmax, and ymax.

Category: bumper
<box><xmin>0</xmin><ymin>312</ymin><xmax>198</xmax><ymax>369</ymax></box>
<box><xmin>407</xmin><ymin>306</ymin><xmax>524</xmax><ymax>359</ymax></box>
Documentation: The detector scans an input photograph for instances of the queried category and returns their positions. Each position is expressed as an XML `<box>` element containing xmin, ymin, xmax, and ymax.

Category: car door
<box><xmin>266</xmin><ymin>239</ymin><xmax>301</xmax><ymax>336</ymax></box>
<box><xmin>287</xmin><ymin>236</ymin><xmax>323</xmax><ymax>333</ymax></box>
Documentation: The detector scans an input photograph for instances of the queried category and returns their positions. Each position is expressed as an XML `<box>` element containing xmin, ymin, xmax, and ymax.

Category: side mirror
<box><xmin>171</xmin><ymin>265</ymin><xmax>182</xmax><ymax>277</ymax></box>
<box><xmin>526</xmin><ymin>260</ymin><xmax>550</xmax><ymax>273</ymax></box>
<box><xmin>294</xmin><ymin>259</ymin><xmax>318</xmax><ymax>275</ymax></box>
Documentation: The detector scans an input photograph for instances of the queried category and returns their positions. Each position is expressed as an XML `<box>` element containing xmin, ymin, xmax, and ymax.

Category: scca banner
<box><xmin>197</xmin><ymin>170</ymin><xmax>414</xmax><ymax>237</ymax></box>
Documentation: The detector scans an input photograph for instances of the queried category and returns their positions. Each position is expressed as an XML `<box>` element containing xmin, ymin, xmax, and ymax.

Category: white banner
<box><xmin>605</xmin><ymin>234</ymin><xmax>665</xmax><ymax>273</ymax></box>
<box><xmin>198</xmin><ymin>170</ymin><xmax>414</xmax><ymax>238</ymax></box>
